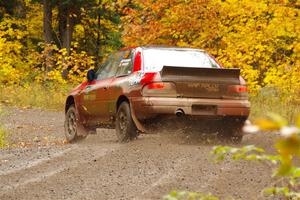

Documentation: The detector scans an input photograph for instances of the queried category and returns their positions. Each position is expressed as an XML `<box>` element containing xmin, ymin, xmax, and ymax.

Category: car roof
<box><xmin>120</xmin><ymin>46</ymin><xmax>205</xmax><ymax>52</ymax></box>
<box><xmin>141</xmin><ymin>46</ymin><xmax>205</xmax><ymax>52</ymax></box>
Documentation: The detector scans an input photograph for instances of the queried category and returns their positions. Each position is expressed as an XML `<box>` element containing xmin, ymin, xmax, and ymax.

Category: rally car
<box><xmin>64</xmin><ymin>46</ymin><xmax>250</xmax><ymax>143</ymax></box>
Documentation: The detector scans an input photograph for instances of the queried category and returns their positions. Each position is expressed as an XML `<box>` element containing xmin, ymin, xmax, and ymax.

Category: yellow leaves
<box><xmin>122</xmin><ymin>0</ymin><xmax>300</xmax><ymax>96</ymax></box>
<box><xmin>296</xmin><ymin>115</ymin><xmax>300</xmax><ymax>128</ymax></box>
<box><xmin>275</xmin><ymin>134</ymin><xmax>300</xmax><ymax>176</ymax></box>
<box><xmin>250</xmin><ymin>112</ymin><xmax>300</xmax><ymax>177</ymax></box>
<box><xmin>276</xmin><ymin>135</ymin><xmax>300</xmax><ymax>157</ymax></box>
<box><xmin>254</xmin><ymin>113</ymin><xmax>288</xmax><ymax>131</ymax></box>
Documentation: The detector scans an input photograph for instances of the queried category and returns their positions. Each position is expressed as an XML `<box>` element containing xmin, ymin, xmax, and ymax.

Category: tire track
<box><xmin>0</xmin><ymin>142</ymin><xmax>120</xmax><ymax>193</ymax></box>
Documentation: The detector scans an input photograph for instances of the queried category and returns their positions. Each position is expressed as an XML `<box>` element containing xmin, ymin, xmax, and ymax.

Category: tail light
<box><xmin>140</xmin><ymin>72</ymin><xmax>157</xmax><ymax>85</ymax></box>
<box><xmin>142</xmin><ymin>82</ymin><xmax>177</xmax><ymax>97</ymax></box>
<box><xmin>227</xmin><ymin>85</ymin><xmax>248</xmax><ymax>93</ymax></box>
<box><xmin>146</xmin><ymin>82</ymin><xmax>164</xmax><ymax>89</ymax></box>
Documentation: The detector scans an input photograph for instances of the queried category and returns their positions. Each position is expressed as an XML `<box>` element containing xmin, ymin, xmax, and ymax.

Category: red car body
<box><xmin>64</xmin><ymin>46</ymin><xmax>250</xmax><ymax>142</ymax></box>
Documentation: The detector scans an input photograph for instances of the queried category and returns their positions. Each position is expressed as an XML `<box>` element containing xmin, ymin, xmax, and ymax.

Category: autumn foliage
<box><xmin>0</xmin><ymin>0</ymin><xmax>299</xmax><ymax>109</ymax></box>
<box><xmin>122</xmin><ymin>0</ymin><xmax>300</xmax><ymax>96</ymax></box>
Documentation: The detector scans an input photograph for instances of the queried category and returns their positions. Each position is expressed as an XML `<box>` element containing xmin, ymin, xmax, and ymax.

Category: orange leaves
<box><xmin>122</xmin><ymin>0</ymin><xmax>300</xmax><ymax>95</ymax></box>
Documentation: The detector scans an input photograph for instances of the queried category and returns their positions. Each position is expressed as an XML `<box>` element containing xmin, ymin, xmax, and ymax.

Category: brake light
<box><xmin>140</xmin><ymin>72</ymin><xmax>157</xmax><ymax>85</ymax></box>
<box><xmin>146</xmin><ymin>82</ymin><xmax>164</xmax><ymax>89</ymax></box>
<box><xmin>142</xmin><ymin>82</ymin><xmax>177</xmax><ymax>97</ymax></box>
<box><xmin>228</xmin><ymin>85</ymin><xmax>248</xmax><ymax>93</ymax></box>
<box><xmin>133</xmin><ymin>51</ymin><xmax>142</xmax><ymax>72</ymax></box>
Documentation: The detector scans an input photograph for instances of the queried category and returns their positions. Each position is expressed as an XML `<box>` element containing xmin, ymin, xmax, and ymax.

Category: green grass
<box><xmin>0</xmin><ymin>83</ymin><xmax>72</xmax><ymax>111</ymax></box>
<box><xmin>249</xmin><ymin>87</ymin><xmax>300</xmax><ymax>123</ymax></box>
<box><xmin>0</xmin><ymin>106</ymin><xmax>7</xmax><ymax>148</ymax></box>
<box><xmin>0</xmin><ymin>83</ymin><xmax>299</xmax><ymax>123</ymax></box>
<box><xmin>0</xmin><ymin>126</ymin><xmax>6</xmax><ymax>148</ymax></box>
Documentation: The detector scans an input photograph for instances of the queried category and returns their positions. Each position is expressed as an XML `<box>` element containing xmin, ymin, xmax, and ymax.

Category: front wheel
<box><xmin>64</xmin><ymin>105</ymin><xmax>80</xmax><ymax>142</ymax></box>
<box><xmin>115</xmin><ymin>102</ymin><xmax>138</xmax><ymax>143</ymax></box>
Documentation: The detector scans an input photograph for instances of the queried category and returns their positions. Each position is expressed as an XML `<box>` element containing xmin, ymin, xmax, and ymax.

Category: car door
<box><xmin>107</xmin><ymin>49</ymin><xmax>134</xmax><ymax>116</ymax></box>
<box><xmin>80</xmin><ymin>54</ymin><xmax>117</xmax><ymax>125</ymax></box>
<box><xmin>80</xmin><ymin>52</ymin><xmax>122</xmax><ymax>126</ymax></box>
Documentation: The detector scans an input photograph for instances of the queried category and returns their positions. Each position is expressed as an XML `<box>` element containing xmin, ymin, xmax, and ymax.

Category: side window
<box><xmin>115</xmin><ymin>50</ymin><xmax>133</xmax><ymax>77</ymax></box>
<box><xmin>96</xmin><ymin>52</ymin><xmax>124</xmax><ymax>80</ymax></box>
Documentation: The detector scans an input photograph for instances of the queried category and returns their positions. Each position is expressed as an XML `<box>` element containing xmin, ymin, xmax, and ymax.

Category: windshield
<box><xmin>143</xmin><ymin>48</ymin><xmax>220</xmax><ymax>72</ymax></box>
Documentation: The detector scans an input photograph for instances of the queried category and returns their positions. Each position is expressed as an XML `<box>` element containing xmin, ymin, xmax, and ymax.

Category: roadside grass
<box><xmin>0</xmin><ymin>126</ymin><xmax>6</xmax><ymax>148</ymax></box>
<box><xmin>0</xmin><ymin>106</ymin><xmax>7</xmax><ymax>148</ymax></box>
<box><xmin>0</xmin><ymin>83</ymin><xmax>72</xmax><ymax>111</ymax></box>
<box><xmin>249</xmin><ymin>87</ymin><xmax>300</xmax><ymax>123</ymax></box>
<box><xmin>0</xmin><ymin>83</ymin><xmax>299</xmax><ymax>123</ymax></box>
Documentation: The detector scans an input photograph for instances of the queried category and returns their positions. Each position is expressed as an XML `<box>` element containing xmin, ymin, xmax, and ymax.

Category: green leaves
<box><xmin>212</xmin><ymin>113</ymin><xmax>300</xmax><ymax>199</ymax></box>
<box><xmin>163</xmin><ymin>191</ymin><xmax>219</xmax><ymax>200</ymax></box>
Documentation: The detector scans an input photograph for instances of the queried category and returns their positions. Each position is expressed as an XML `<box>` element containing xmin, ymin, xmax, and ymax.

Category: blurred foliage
<box><xmin>163</xmin><ymin>191</ymin><xmax>219</xmax><ymax>200</ymax></box>
<box><xmin>0</xmin><ymin>0</ymin><xmax>123</xmax><ymax>86</ymax></box>
<box><xmin>122</xmin><ymin>0</ymin><xmax>300</xmax><ymax>96</ymax></box>
<box><xmin>36</xmin><ymin>43</ymin><xmax>95</xmax><ymax>85</ymax></box>
<box><xmin>212</xmin><ymin>113</ymin><xmax>300</xmax><ymax>199</ymax></box>
<box><xmin>249</xmin><ymin>87</ymin><xmax>300</xmax><ymax>123</ymax></box>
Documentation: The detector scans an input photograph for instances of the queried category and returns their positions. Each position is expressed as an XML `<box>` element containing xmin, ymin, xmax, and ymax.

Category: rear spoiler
<box><xmin>160</xmin><ymin>66</ymin><xmax>240</xmax><ymax>82</ymax></box>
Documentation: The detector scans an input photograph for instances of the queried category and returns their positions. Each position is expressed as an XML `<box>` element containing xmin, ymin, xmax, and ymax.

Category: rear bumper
<box><xmin>131</xmin><ymin>97</ymin><xmax>250</xmax><ymax>119</ymax></box>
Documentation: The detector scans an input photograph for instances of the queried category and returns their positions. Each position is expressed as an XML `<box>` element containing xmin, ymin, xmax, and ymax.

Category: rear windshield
<box><xmin>143</xmin><ymin>48</ymin><xmax>220</xmax><ymax>72</ymax></box>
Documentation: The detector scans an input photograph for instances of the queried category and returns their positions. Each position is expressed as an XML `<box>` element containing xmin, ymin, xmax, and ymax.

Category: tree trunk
<box><xmin>43</xmin><ymin>0</ymin><xmax>54</xmax><ymax>77</ymax></box>
<box><xmin>58</xmin><ymin>2</ymin><xmax>75</xmax><ymax>56</ymax></box>
<box><xmin>43</xmin><ymin>0</ymin><xmax>53</xmax><ymax>44</ymax></box>
<box><xmin>58</xmin><ymin>1</ymin><xmax>67</xmax><ymax>49</ymax></box>
<box><xmin>57</xmin><ymin>1</ymin><xmax>78</xmax><ymax>79</ymax></box>
<box><xmin>13</xmin><ymin>0</ymin><xmax>26</xmax><ymax>18</ymax></box>
<box><xmin>64</xmin><ymin>13</ymin><xmax>75</xmax><ymax>56</ymax></box>
<box><xmin>95</xmin><ymin>4</ymin><xmax>101</xmax><ymax>66</ymax></box>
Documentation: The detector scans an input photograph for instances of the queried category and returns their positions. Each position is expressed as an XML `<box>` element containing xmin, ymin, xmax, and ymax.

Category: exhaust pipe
<box><xmin>175</xmin><ymin>109</ymin><xmax>184</xmax><ymax>117</ymax></box>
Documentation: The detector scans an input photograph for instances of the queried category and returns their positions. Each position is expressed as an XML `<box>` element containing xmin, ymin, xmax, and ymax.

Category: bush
<box><xmin>250</xmin><ymin>87</ymin><xmax>300</xmax><ymax>123</ymax></box>
<box><xmin>0</xmin><ymin>83</ymin><xmax>72</xmax><ymax>111</ymax></box>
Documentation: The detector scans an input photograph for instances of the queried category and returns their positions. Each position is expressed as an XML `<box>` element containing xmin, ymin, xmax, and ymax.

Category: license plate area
<box><xmin>192</xmin><ymin>105</ymin><xmax>217</xmax><ymax>115</ymax></box>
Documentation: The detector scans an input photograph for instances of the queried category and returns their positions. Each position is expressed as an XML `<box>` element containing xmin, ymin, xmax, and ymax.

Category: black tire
<box><xmin>64</xmin><ymin>105</ymin><xmax>80</xmax><ymax>142</ymax></box>
<box><xmin>115</xmin><ymin>101</ymin><xmax>138</xmax><ymax>143</ymax></box>
<box><xmin>217</xmin><ymin>118</ymin><xmax>245</xmax><ymax>144</ymax></box>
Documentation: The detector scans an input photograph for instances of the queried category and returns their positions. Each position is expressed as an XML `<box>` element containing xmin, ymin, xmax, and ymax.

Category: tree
<box><xmin>122</xmin><ymin>0</ymin><xmax>300</xmax><ymax>95</ymax></box>
<box><xmin>0</xmin><ymin>0</ymin><xmax>26</xmax><ymax>18</ymax></box>
<box><xmin>43</xmin><ymin>0</ymin><xmax>53</xmax><ymax>44</ymax></box>
<box><xmin>43</xmin><ymin>0</ymin><xmax>55</xmax><ymax>73</ymax></box>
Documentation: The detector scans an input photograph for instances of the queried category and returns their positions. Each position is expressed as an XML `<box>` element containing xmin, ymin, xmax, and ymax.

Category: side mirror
<box><xmin>87</xmin><ymin>69</ymin><xmax>96</xmax><ymax>82</ymax></box>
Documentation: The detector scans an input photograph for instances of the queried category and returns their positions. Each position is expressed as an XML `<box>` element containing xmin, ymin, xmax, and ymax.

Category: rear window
<box><xmin>143</xmin><ymin>48</ymin><xmax>220</xmax><ymax>72</ymax></box>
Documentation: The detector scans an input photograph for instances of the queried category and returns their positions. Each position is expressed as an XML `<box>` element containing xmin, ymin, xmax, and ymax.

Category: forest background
<box><xmin>0</xmin><ymin>0</ymin><xmax>299</xmax><ymax>121</ymax></box>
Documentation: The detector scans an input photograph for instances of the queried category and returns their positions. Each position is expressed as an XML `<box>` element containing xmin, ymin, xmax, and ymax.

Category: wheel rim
<box><xmin>118</xmin><ymin>110</ymin><xmax>128</xmax><ymax>134</ymax></box>
<box><xmin>67</xmin><ymin>111</ymin><xmax>77</xmax><ymax>138</ymax></box>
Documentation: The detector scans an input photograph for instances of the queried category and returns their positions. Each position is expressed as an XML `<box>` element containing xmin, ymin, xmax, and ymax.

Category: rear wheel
<box><xmin>217</xmin><ymin>117</ymin><xmax>245</xmax><ymax>144</ymax></box>
<box><xmin>115</xmin><ymin>102</ymin><xmax>138</xmax><ymax>143</ymax></box>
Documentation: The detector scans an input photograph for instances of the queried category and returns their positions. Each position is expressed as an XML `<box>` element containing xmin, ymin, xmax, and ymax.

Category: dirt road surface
<box><xmin>0</xmin><ymin>107</ymin><xmax>277</xmax><ymax>200</ymax></box>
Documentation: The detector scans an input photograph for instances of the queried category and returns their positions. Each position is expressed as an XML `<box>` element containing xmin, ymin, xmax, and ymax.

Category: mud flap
<box><xmin>74</xmin><ymin>106</ymin><xmax>89</xmax><ymax>137</ymax></box>
<box><xmin>130</xmin><ymin>105</ymin><xmax>146</xmax><ymax>133</ymax></box>
<box><xmin>76</xmin><ymin>123</ymin><xmax>89</xmax><ymax>137</ymax></box>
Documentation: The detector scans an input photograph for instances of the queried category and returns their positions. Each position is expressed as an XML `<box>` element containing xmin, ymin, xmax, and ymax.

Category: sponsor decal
<box><xmin>129</xmin><ymin>72</ymin><xmax>144</xmax><ymax>86</ymax></box>
<box><xmin>187</xmin><ymin>83</ymin><xmax>219</xmax><ymax>92</ymax></box>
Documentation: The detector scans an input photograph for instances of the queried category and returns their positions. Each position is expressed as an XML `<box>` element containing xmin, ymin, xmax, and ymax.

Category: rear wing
<box><xmin>160</xmin><ymin>66</ymin><xmax>241</xmax><ymax>84</ymax></box>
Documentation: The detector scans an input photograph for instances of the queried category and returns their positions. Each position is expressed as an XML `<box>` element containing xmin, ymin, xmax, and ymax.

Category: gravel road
<box><xmin>0</xmin><ymin>107</ymin><xmax>278</xmax><ymax>200</ymax></box>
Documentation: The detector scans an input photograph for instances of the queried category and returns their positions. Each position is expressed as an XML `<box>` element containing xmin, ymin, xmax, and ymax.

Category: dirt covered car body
<box><xmin>65</xmin><ymin>46</ymin><xmax>250</xmax><ymax>142</ymax></box>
